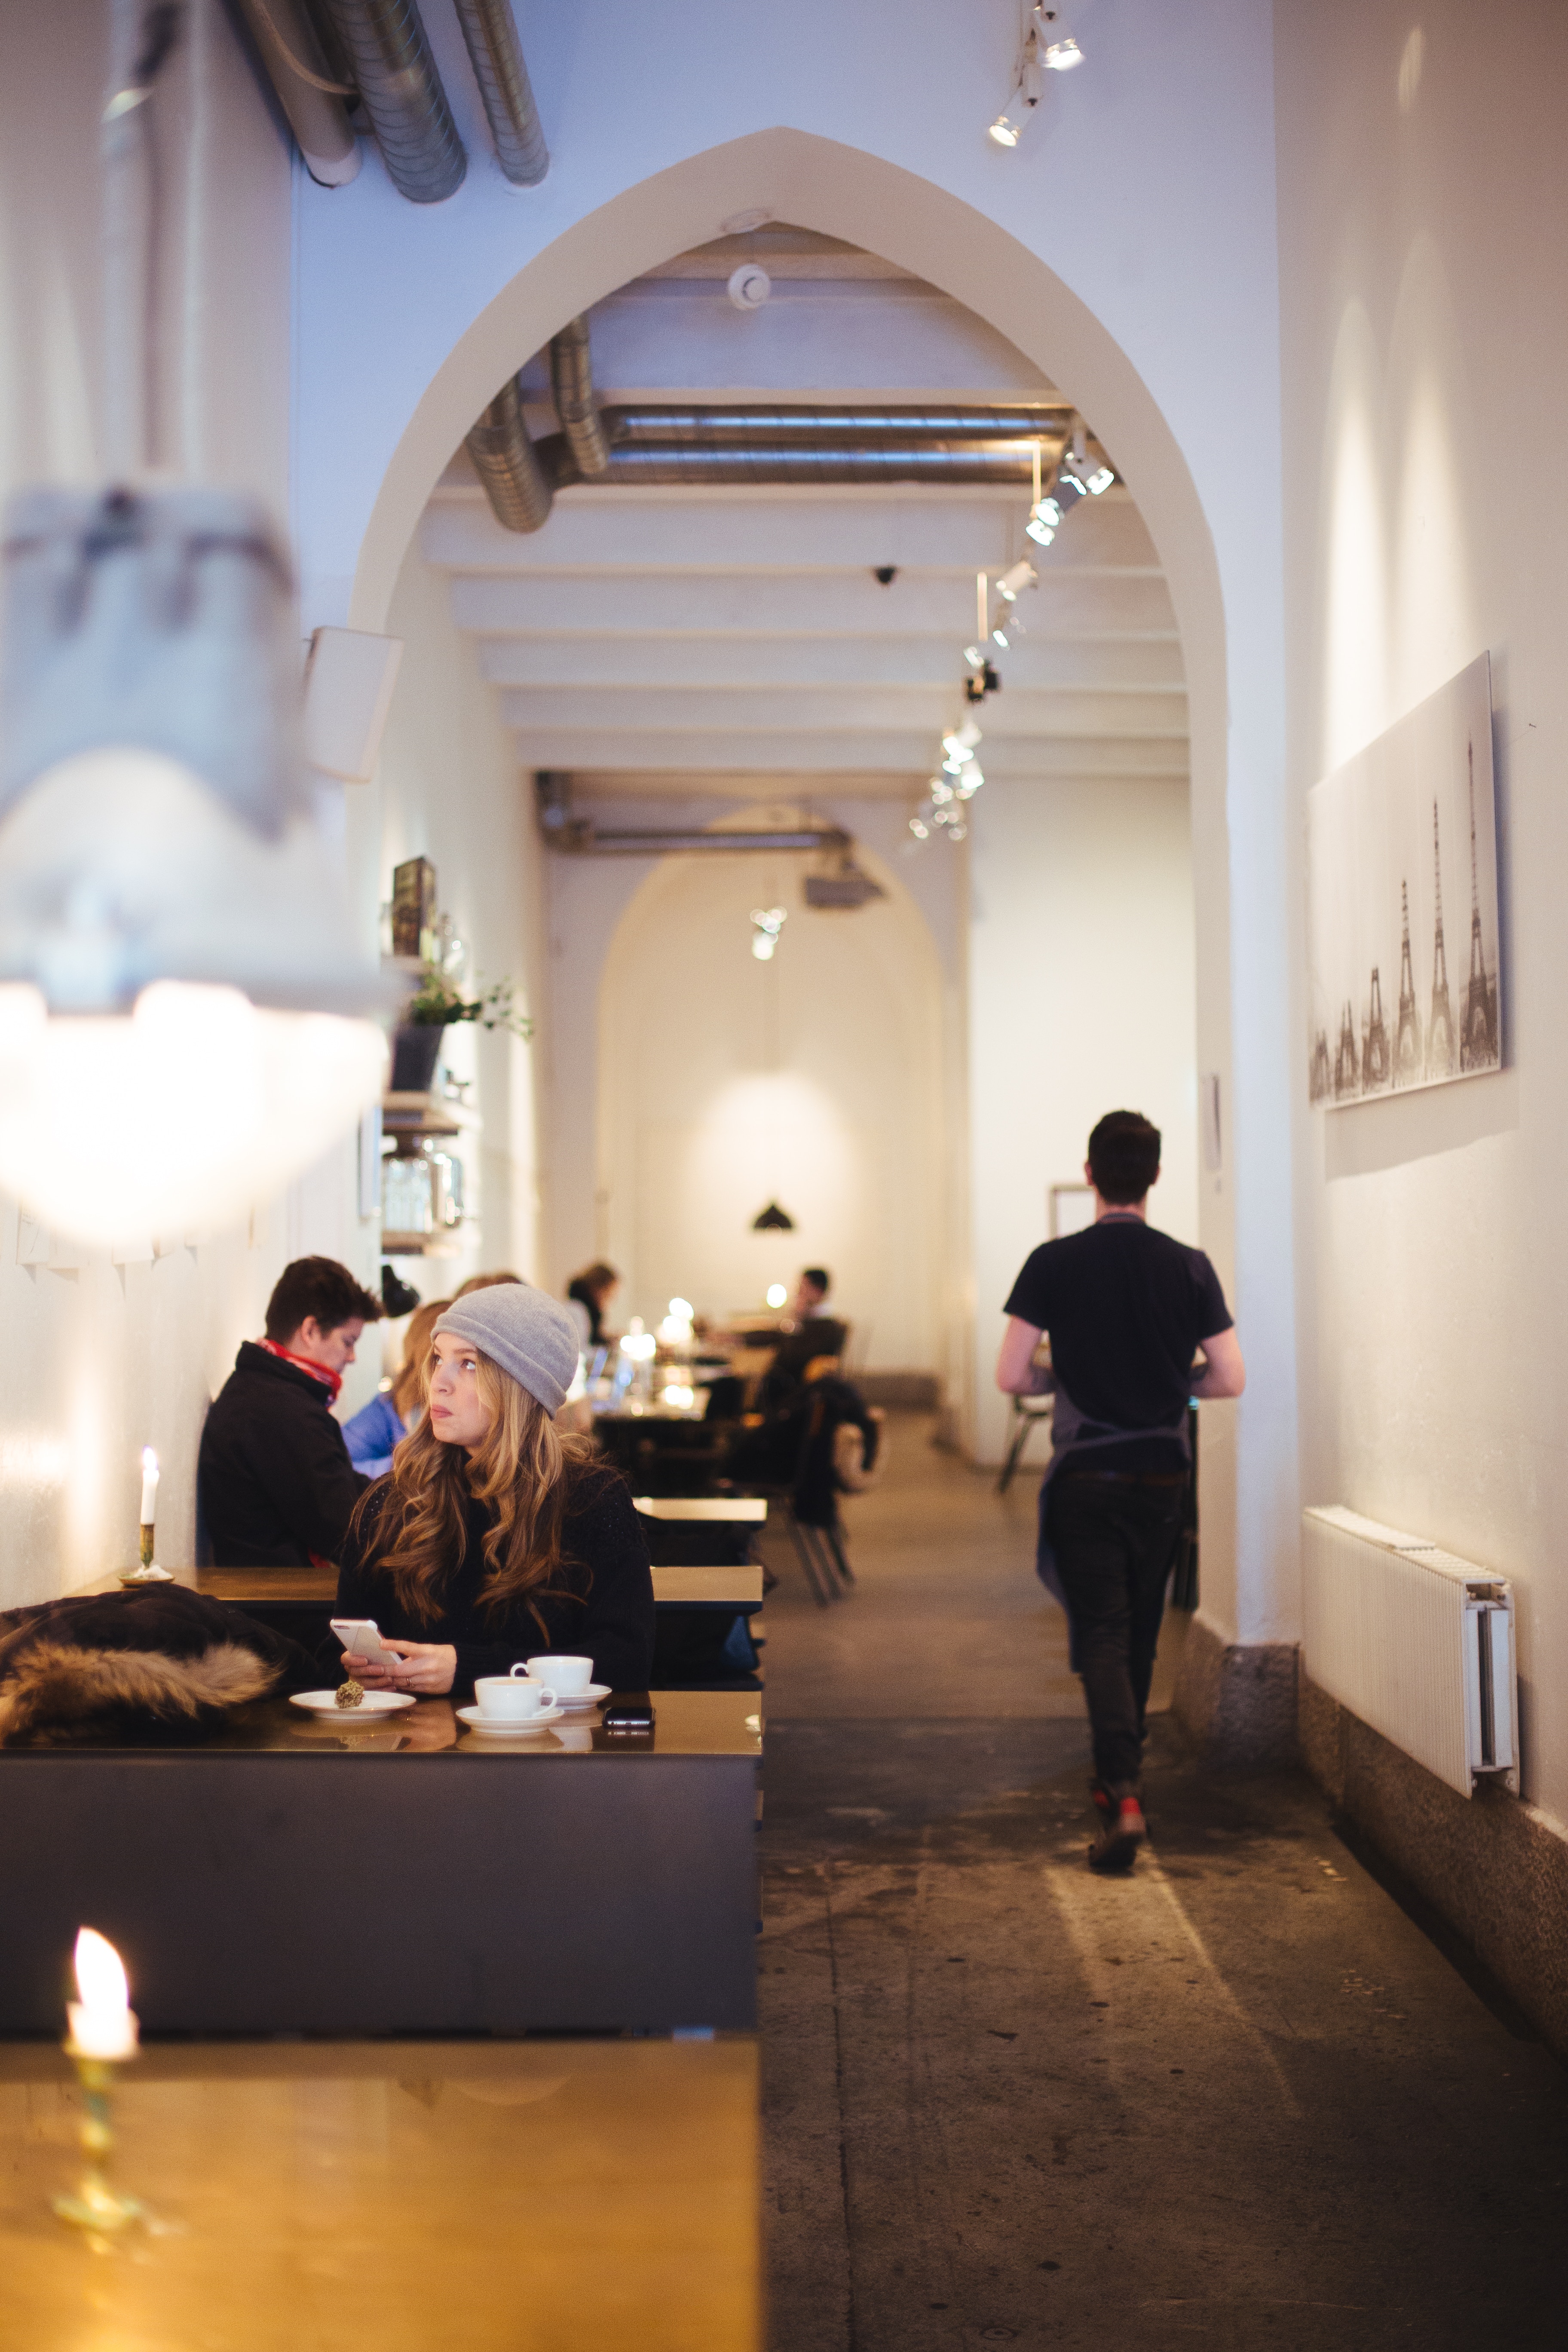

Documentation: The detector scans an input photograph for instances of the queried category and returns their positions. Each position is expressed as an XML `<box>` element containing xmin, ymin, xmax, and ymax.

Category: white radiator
<box><xmin>1302</xmin><ymin>1507</ymin><xmax>1518</xmax><ymax>1798</ymax></box>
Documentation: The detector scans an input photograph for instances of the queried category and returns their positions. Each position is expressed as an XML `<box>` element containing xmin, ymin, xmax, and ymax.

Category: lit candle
<box><xmin>138</xmin><ymin>1447</ymin><xmax>159</xmax><ymax>1527</ymax></box>
<box><xmin>65</xmin><ymin>1928</ymin><xmax>139</xmax><ymax>2061</ymax></box>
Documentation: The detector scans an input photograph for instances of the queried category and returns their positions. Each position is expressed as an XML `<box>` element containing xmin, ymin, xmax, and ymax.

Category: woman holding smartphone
<box><xmin>334</xmin><ymin>1285</ymin><xmax>654</xmax><ymax>1698</ymax></box>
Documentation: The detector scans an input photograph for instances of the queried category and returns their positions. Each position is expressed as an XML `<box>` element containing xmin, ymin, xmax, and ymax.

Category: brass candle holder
<box><xmin>52</xmin><ymin>2046</ymin><xmax>147</xmax><ymax>2243</ymax></box>
<box><xmin>138</xmin><ymin>1522</ymin><xmax>155</xmax><ymax>1570</ymax></box>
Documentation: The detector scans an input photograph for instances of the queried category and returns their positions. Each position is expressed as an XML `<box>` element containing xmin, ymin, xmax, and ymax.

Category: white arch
<box><xmin>342</xmin><ymin>125</ymin><xmax>1289</xmax><ymax>1653</ymax></box>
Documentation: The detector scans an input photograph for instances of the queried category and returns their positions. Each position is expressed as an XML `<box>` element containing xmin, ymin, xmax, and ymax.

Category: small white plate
<box><xmin>456</xmin><ymin>1703</ymin><xmax>565</xmax><ymax>1736</ymax></box>
<box><xmin>542</xmin><ymin>1684</ymin><xmax>611</xmax><ymax>1711</ymax></box>
<box><xmin>290</xmin><ymin>1690</ymin><xmax>416</xmax><ymax>1719</ymax></box>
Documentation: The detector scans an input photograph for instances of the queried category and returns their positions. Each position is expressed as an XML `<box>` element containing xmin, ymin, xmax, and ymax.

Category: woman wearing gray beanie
<box><xmin>333</xmin><ymin>1283</ymin><xmax>654</xmax><ymax>1698</ymax></box>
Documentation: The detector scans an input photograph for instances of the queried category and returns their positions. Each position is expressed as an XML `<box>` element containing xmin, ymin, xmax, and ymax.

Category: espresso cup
<box><xmin>527</xmin><ymin>1653</ymin><xmax>593</xmax><ymax>1695</ymax></box>
<box><xmin>475</xmin><ymin>1667</ymin><xmax>557</xmax><ymax>1719</ymax></box>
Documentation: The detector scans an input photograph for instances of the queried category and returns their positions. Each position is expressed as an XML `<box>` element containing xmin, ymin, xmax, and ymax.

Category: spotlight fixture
<box><xmin>1026</xmin><ymin>495</ymin><xmax>1063</xmax><ymax>547</ymax></box>
<box><xmin>908</xmin><ymin>814</ymin><xmax>930</xmax><ymax>840</ymax></box>
<box><xmin>1060</xmin><ymin>425</ymin><xmax>1115</xmax><ymax>497</ymax></box>
<box><xmin>1040</xmin><ymin>10</ymin><xmax>1084</xmax><ymax>70</ymax></box>
<box><xmin>990</xmin><ymin>614</ymin><xmax>1011</xmax><ymax>649</ymax></box>
<box><xmin>749</xmin><ymin>905</ymin><xmax>787</xmax><ymax>961</ymax></box>
<box><xmin>996</xmin><ymin>559</ymin><xmax>1038</xmax><ymax>600</ymax></box>
<box><xmin>753</xmin><ymin>1203</ymin><xmax>794</xmax><ymax>1234</ymax></box>
<box><xmin>988</xmin><ymin>8</ymin><xmax>1082</xmax><ymax>147</ymax></box>
<box><xmin>964</xmin><ymin>644</ymin><xmax>986</xmax><ymax>671</ymax></box>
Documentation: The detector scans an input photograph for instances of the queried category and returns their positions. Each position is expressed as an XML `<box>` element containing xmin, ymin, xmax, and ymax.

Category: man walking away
<box><xmin>995</xmin><ymin>1112</ymin><xmax>1244</xmax><ymax>1873</ymax></box>
<box><xmin>199</xmin><ymin>1256</ymin><xmax>383</xmax><ymax>1569</ymax></box>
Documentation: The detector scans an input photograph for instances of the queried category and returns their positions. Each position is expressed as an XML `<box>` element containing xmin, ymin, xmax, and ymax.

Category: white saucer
<box><xmin>456</xmin><ymin>1703</ymin><xmax>566</xmax><ymax>1736</ymax></box>
<box><xmin>545</xmin><ymin>1684</ymin><xmax>610</xmax><ymax>1711</ymax></box>
<box><xmin>291</xmin><ymin>1690</ymin><xmax>416</xmax><ymax>1719</ymax></box>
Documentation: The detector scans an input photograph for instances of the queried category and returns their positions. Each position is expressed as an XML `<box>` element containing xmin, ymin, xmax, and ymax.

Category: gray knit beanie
<box><xmin>433</xmin><ymin>1283</ymin><xmax>581</xmax><ymax>1415</ymax></box>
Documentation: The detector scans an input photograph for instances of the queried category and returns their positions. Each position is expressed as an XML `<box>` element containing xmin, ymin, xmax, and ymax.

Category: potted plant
<box><xmin>389</xmin><ymin>968</ymin><xmax>535</xmax><ymax>1094</ymax></box>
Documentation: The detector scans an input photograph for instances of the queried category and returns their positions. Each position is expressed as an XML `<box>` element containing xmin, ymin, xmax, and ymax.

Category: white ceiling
<box><xmin>417</xmin><ymin>229</ymin><xmax>1187</xmax><ymax>811</ymax></box>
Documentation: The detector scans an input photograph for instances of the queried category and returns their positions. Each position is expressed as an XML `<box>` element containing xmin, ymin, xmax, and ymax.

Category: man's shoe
<box><xmin>1087</xmin><ymin>1792</ymin><xmax>1146</xmax><ymax>1875</ymax></box>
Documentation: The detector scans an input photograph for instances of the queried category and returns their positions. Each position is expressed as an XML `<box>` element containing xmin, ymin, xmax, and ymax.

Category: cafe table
<box><xmin>77</xmin><ymin>1564</ymin><xmax>763</xmax><ymax>1688</ymax></box>
<box><xmin>0</xmin><ymin>2035</ymin><xmax>757</xmax><ymax>2351</ymax></box>
<box><xmin>0</xmin><ymin>1690</ymin><xmax>761</xmax><ymax>2038</ymax></box>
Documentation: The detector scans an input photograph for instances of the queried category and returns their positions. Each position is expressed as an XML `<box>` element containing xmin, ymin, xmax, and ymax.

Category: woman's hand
<box><xmin>343</xmin><ymin>1639</ymin><xmax>458</xmax><ymax>1697</ymax></box>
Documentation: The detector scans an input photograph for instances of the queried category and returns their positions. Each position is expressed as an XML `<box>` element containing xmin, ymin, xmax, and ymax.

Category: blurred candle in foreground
<box><xmin>766</xmin><ymin>1284</ymin><xmax>787</xmax><ymax>1310</ymax></box>
<box><xmin>66</xmin><ymin>1929</ymin><xmax>139</xmax><ymax>2060</ymax></box>
<box><xmin>138</xmin><ymin>1447</ymin><xmax>159</xmax><ymax>1526</ymax></box>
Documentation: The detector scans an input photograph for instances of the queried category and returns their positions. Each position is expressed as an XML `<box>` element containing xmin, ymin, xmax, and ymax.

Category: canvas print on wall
<box><xmin>1307</xmin><ymin>652</ymin><xmax>1500</xmax><ymax>1109</ymax></box>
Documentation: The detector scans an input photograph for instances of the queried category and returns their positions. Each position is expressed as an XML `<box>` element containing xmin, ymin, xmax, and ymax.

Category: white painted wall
<box><xmin>968</xmin><ymin>775</ymin><xmax>1199</xmax><ymax>1465</ymax></box>
<box><xmin>594</xmin><ymin>827</ymin><xmax>945</xmax><ymax>1365</ymax></box>
<box><xmin>1277</xmin><ymin>0</ymin><xmax>1568</xmax><ymax>1817</ymax></box>
<box><xmin>376</xmin><ymin>545</ymin><xmax>549</xmax><ymax>1308</ymax></box>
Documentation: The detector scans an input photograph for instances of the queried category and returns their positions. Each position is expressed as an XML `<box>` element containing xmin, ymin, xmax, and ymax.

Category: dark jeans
<box><xmin>1045</xmin><ymin>1471</ymin><xmax>1187</xmax><ymax>1792</ymax></box>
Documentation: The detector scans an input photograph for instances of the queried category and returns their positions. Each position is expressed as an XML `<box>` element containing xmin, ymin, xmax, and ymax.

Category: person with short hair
<box><xmin>340</xmin><ymin>1297</ymin><xmax>452</xmax><ymax>1477</ymax></box>
<box><xmin>198</xmin><ymin>1257</ymin><xmax>384</xmax><ymax>1569</ymax></box>
<box><xmin>333</xmin><ymin>1282</ymin><xmax>655</xmax><ymax>1698</ymax></box>
<box><xmin>996</xmin><ymin>1111</ymin><xmax>1245</xmax><ymax>1874</ymax></box>
<box><xmin>793</xmin><ymin>1267</ymin><xmax>830</xmax><ymax>1318</ymax></box>
<box><xmin>565</xmin><ymin>1262</ymin><xmax>620</xmax><ymax>1349</ymax></box>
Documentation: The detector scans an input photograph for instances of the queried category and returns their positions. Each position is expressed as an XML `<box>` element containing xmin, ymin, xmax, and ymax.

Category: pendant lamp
<box><xmin>751</xmin><ymin>1200</ymin><xmax>795</xmax><ymax>1231</ymax></box>
<box><xmin>0</xmin><ymin>486</ymin><xmax>388</xmax><ymax>1244</ymax></box>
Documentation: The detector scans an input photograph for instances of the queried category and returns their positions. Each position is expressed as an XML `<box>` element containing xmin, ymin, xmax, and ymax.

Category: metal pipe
<box><xmin>570</xmin><ymin>828</ymin><xmax>853</xmax><ymax>857</ymax></box>
<box><xmin>465</xmin><ymin>375</ymin><xmax>551</xmax><ymax>533</ymax></box>
<box><xmin>451</xmin><ymin>0</ymin><xmax>548</xmax><ymax>185</ymax></box>
<box><xmin>534</xmin><ymin>404</ymin><xmax>1076</xmax><ymax>490</ymax></box>
<box><xmin>234</xmin><ymin>0</ymin><xmax>361</xmax><ymax>185</ymax></box>
<box><xmin>549</xmin><ymin>319</ymin><xmax>612</xmax><ymax>477</ymax></box>
<box><xmin>317</xmin><ymin>0</ymin><xmax>465</xmax><ymax>203</ymax></box>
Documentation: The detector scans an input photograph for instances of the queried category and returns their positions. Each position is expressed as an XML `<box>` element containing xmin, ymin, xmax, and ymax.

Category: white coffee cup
<box><xmin>527</xmin><ymin>1653</ymin><xmax>593</xmax><ymax>1695</ymax></box>
<box><xmin>475</xmin><ymin>1666</ymin><xmax>557</xmax><ymax>1719</ymax></box>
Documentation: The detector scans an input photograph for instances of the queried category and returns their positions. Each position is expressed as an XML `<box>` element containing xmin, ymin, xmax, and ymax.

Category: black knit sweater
<box><xmin>334</xmin><ymin>1462</ymin><xmax>655</xmax><ymax>1697</ymax></box>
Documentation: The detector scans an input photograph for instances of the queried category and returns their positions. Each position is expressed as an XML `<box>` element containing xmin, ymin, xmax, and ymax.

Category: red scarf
<box><xmin>260</xmin><ymin>1338</ymin><xmax>344</xmax><ymax>1408</ymax></box>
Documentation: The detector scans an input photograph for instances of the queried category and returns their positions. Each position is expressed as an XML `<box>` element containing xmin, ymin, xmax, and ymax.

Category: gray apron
<box><xmin>1033</xmin><ymin>1378</ymin><xmax>1191</xmax><ymax>1665</ymax></box>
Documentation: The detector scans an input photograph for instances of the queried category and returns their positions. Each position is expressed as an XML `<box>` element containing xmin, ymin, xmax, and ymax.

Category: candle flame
<box><xmin>141</xmin><ymin>1446</ymin><xmax>158</xmax><ymax>1476</ymax></box>
<box><xmin>74</xmin><ymin>1927</ymin><xmax>129</xmax><ymax>2016</ymax></box>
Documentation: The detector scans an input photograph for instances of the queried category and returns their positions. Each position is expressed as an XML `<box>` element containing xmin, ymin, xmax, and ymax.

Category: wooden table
<box><xmin>0</xmin><ymin>2037</ymin><xmax>757</xmax><ymax>2351</ymax></box>
<box><xmin>0</xmin><ymin>1692</ymin><xmax>762</xmax><ymax>2037</ymax></box>
<box><xmin>80</xmin><ymin>1565</ymin><xmax>765</xmax><ymax>1688</ymax></box>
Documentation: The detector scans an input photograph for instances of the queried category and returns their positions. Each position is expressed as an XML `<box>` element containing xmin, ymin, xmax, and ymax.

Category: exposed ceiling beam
<box><xmin>475</xmin><ymin>637</ymin><xmax>1187</xmax><ymax>691</ymax></box>
<box><xmin>498</xmin><ymin>686</ymin><xmax>1188</xmax><ymax>737</ymax></box>
<box><xmin>447</xmin><ymin>573</ymin><xmax>1176</xmax><ymax>638</ymax></box>
<box><xmin>507</xmin><ymin>731</ymin><xmax>1190</xmax><ymax>778</ymax></box>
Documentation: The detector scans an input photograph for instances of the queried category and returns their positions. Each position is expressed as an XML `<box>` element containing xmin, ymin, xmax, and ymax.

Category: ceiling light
<box><xmin>908</xmin><ymin>815</ymin><xmax>930</xmax><ymax>840</ymax></box>
<box><xmin>930</xmin><ymin>777</ymin><xmax>956</xmax><ymax>806</ymax></box>
<box><xmin>1026</xmin><ymin>495</ymin><xmax>1062</xmax><ymax>546</ymax></box>
<box><xmin>990</xmin><ymin>616</ymin><xmax>1011</xmax><ymax>649</ymax></box>
<box><xmin>940</xmin><ymin>735</ymin><xmax>976</xmax><ymax>766</ymax></box>
<box><xmin>1042</xmin><ymin>31</ymin><xmax>1083</xmax><ymax>70</ymax></box>
<box><xmin>997</xmin><ymin>559</ymin><xmax>1038</xmax><ymax>600</ymax></box>
<box><xmin>727</xmin><ymin>264</ymin><xmax>772</xmax><ymax>310</ymax></box>
<box><xmin>753</xmin><ymin>1205</ymin><xmax>794</xmax><ymax>1235</ymax></box>
<box><xmin>964</xmin><ymin>643</ymin><xmax>986</xmax><ymax>671</ymax></box>
<box><xmin>749</xmin><ymin>904</ymin><xmax>787</xmax><ymax>960</ymax></box>
<box><xmin>987</xmin><ymin>114</ymin><xmax>1021</xmax><ymax>147</ymax></box>
<box><xmin>0</xmin><ymin>487</ymin><xmax>387</xmax><ymax>1243</ymax></box>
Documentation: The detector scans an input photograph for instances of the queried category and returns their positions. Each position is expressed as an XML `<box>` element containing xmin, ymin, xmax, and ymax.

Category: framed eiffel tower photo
<box><xmin>1307</xmin><ymin>652</ymin><xmax>1501</xmax><ymax>1109</ymax></box>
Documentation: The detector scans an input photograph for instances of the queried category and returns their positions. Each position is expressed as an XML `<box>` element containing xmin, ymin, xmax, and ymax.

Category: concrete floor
<box><xmin>756</xmin><ymin>1415</ymin><xmax>1568</xmax><ymax>2351</ymax></box>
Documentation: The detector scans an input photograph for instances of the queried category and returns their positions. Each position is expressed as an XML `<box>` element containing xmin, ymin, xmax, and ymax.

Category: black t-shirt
<box><xmin>1004</xmin><ymin>1216</ymin><xmax>1232</xmax><ymax>1470</ymax></box>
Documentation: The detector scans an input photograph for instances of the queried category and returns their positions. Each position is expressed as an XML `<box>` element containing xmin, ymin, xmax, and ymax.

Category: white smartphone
<box><xmin>329</xmin><ymin>1617</ymin><xmax>400</xmax><ymax>1668</ymax></box>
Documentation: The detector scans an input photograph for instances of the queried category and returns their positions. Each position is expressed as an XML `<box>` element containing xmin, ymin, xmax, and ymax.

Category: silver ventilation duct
<box><xmin>466</xmin><ymin>375</ymin><xmax>552</xmax><ymax>533</ymax></box>
<box><xmin>452</xmin><ymin>0</ymin><xmax>549</xmax><ymax>185</ymax></box>
<box><xmin>233</xmin><ymin>0</ymin><xmax>360</xmax><ymax>185</ymax></box>
<box><xmin>533</xmin><ymin>405</ymin><xmax>1076</xmax><ymax>490</ymax></box>
<box><xmin>466</xmin><ymin>318</ymin><xmax>611</xmax><ymax>531</ymax></box>
<box><xmin>534</xmin><ymin>776</ymin><xmax>849</xmax><ymax>858</ymax></box>
<box><xmin>549</xmin><ymin>319</ymin><xmax>612</xmax><ymax>477</ymax></box>
<box><xmin>317</xmin><ymin>0</ymin><xmax>466</xmax><ymax>203</ymax></box>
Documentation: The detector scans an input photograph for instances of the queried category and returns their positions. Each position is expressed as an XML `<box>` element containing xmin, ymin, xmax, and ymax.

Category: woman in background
<box><xmin>341</xmin><ymin>1297</ymin><xmax>450</xmax><ymax>1476</ymax></box>
<box><xmin>335</xmin><ymin>1284</ymin><xmax>653</xmax><ymax>1697</ymax></box>
<box><xmin>566</xmin><ymin>1261</ymin><xmax>620</xmax><ymax>1350</ymax></box>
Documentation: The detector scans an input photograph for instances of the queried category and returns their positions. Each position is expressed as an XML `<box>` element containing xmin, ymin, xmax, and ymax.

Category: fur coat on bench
<box><xmin>0</xmin><ymin>1587</ymin><xmax>321</xmax><ymax>1746</ymax></box>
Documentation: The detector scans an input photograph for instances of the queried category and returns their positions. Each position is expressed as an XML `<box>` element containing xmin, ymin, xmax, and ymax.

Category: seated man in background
<box><xmin>199</xmin><ymin>1257</ymin><xmax>383</xmax><ymax>1568</ymax></box>
<box><xmin>768</xmin><ymin>1266</ymin><xmax>846</xmax><ymax>1393</ymax></box>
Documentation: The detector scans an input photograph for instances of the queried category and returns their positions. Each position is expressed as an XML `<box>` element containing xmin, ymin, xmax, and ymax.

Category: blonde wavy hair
<box><xmin>356</xmin><ymin>1345</ymin><xmax>597</xmax><ymax>1632</ymax></box>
